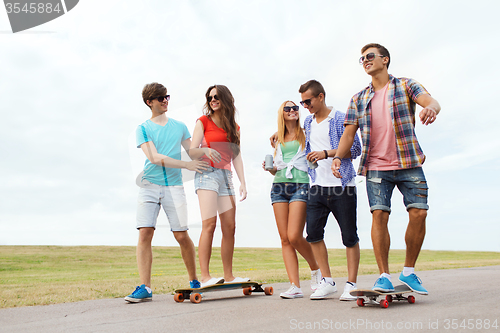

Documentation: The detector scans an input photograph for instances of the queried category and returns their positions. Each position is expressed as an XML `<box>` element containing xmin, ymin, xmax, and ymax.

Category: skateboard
<box><xmin>350</xmin><ymin>285</ymin><xmax>416</xmax><ymax>308</ymax></box>
<box><xmin>174</xmin><ymin>281</ymin><xmax>273</xmax><ymax>303</ymax></box>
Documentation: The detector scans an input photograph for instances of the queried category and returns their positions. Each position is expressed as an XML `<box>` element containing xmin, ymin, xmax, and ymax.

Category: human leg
<box><xmin>196</xmin><ymin>189</ymin><xmax>219</xmax><ymax>283</ymax></box>
<box><xmin>218</xmin><ymin>194</ymin><xmax>237</xmax><ymax>282</ymax></box>
<box><xmin>137</xmin><ymin>227</ymin><xmax>155</xmax><ymax>287</ymax></box>
<box><xmin>173</xmin><ymin>231</ymin><xmax>197</xmax><ymax>281</ymax></box>
<box><xmin>273</xmin><ymin>202</ymin><xmax>301</xmax><ymax>287</ymax></box>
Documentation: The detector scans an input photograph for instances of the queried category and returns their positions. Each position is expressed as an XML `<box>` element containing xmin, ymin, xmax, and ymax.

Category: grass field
<box><xmin>1</xmin><ymin>246</ymin><xmax>499</xmax><ymax>308</ymax></box>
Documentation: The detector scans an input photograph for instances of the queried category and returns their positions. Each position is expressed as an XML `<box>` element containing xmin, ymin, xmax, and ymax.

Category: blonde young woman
<box><xmin>190</xmin><ymin>85</ymin><xmax>249</xmax><ymax>288</ymax></box>
<box><xmin>263</xmin><ymin>101</ymin><xmax>321</xmax><ymax>298</ymax></box>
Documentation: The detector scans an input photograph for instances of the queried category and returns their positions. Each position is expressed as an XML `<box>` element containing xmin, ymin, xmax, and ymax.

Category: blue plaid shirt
<box><xmin>304</xmin><ymin>110</ymin><xmax>361</xmax><ymax>188</ymax></box>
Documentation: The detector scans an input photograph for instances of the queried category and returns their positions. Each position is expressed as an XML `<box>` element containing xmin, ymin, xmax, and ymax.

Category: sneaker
<box><xmin>190</xmin><ymin>279</ymin><xmax>201</xmax><ymax>289</ymax></box>
<box><xmin>280</xmin><ymin>283</ymin><xmax>303</xmax><ymax>299</ymax></box>
<box><xmin>339</xmin><ymin>282</ymin><xmax>357</xmax><ymax>301</ymax></box>
<box><xmin>124</xmin><ymin>284</ymin><xmax>152</xmax><ymax>303</ymax></box>
<box><xmin>200</xmin><ymin>277</ymin><xmax>224</xmax><ymax>288</ymax></box>
<box><xmin>372</xmin><ymin>277</ymin><xmax>394</xmax><ymax>292</ymax></box>
<box><xmin>310</xmin><ymin>278</ymin><xmax>337</xmax><ymax>299</ymax></box>
<box><xmin>310</xmin><ymin>269</ymin><xmax>322</xmax><ymax>291</ymax></box>
<box><xmin>225</xmin><ymin>277</ymin><xmax>250</xmax><ymax>283</ymax></box>
<box><xmin>399</xmin><ymin>272</ymin><xmax>428</xmax><ymax>295</ymax></box>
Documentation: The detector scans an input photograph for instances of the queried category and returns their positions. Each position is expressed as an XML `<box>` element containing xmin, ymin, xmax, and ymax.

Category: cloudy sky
<box><xmin>1</xmin><ymin>0</ymin><xmax>499</xmax><ymax>252</ymax></box>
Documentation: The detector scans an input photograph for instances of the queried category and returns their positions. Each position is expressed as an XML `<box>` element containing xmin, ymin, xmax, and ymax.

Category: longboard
<box><xmin>174</xmin><ymin>281</ymin><xmax>273</xmax><ymax>303</ymax></box>
<box><xmin>350</xmin><ymin>284</ymin><xmax>416</xmax><ymax>308</ymax></box>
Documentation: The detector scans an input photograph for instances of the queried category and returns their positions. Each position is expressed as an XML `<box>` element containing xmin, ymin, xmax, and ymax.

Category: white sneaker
<box><xmin>200</xmin><ymin>277</ymin><xmax>224</xmax><ymax>288</ymax></box>
<box><xmin>280</xmin><ymin>284</ymin><xmax>303</xmax><ymax>299</ymax></box>
<box><xmin>339</xmin><ymin>282</ymin><xmax>357</xmax><ymax>301</ymax></box>
<box><xmin>310</xmin><ymin>269</ymin><xmax>322</xmax><ymax>291</ymax></box>
<box><xmin>310</xmin><ymin>278</ymin><xmax>337</xmax><ymax>299</ymax></box>
<box><xmin>225</xmin><ymin>277</ymin><xmax>250</xmax><ymax>283</ymax></box>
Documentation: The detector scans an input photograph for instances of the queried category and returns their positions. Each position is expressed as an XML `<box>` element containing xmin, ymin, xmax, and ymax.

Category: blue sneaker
<box><xmin>372</xmin><ymin>277</ymin><xmax>394</xmax><ymax>292</ymax></box>
<box><xmin>124</xmin><ymin>284</ymin><xmax>152</xmax><ymax>303</ymax></box>
<box><xmin>399</xmin><ymin>272</ymin><xmax>428</xmax><ymax>295</ymax></box>
<box><xmin>190</xmin><ymin>279</ymin><xmax>201</xmax><ymax>289</ymax></box>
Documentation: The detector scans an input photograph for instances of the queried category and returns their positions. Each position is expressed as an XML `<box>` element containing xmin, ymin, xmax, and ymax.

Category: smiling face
<box><xmin>148</xmin><ymin>94</ymin><xmax>168</xmax><ymax>115</ymax></box>
<box><xmin>361</xmin><ymin>47</ymin><xmax>389</xmax><ymax>76</ymax></box>
<box><xmin>300</xmin><ymin>89</ymin><xmax>322</xmax><ymax>115</ymax></box>
<box><xmin>283</xmin><ymin>101</ymin><xmax>299</xmax><ymax>122</ymax></box>
<box><xmin>208</xmin><ymin>88</ymin><xmax>221</xmax><ymax>112</ymax></box>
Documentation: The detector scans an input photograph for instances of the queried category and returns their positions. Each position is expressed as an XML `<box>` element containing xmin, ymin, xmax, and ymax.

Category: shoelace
<box><xmin>410</xmin><ymin>274</ymin><xmax>423</xmax><ymax>285</ymax></box>
<box><xmin>131</xmin><ymin>286</ymin><xmax>142</xmax><ymax>296</ymax></box>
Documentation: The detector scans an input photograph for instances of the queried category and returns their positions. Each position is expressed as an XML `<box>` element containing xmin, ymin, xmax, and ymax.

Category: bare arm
<box><xmin>416</xmin><ymin>94</ymin><xmax>441</xmax><ymax>126</ymax></box>
<box><xmin>189</xmin><ymin>120</ymin><xmax>221</xmax><ymax>163</ymax></box>
<box><xmin>233</xmin><ymin>152</ymin><xmax>247</xmax><ymax>201</ymax></box>
<box><xmin>140</xmin><ymin>141</ymin><xmax>208</xmax><ymax>173</ymax></box>
<box><xmin>331</xmin><ymin>124</ymin><xmax>359</xmax><ymax>178</ymax></box>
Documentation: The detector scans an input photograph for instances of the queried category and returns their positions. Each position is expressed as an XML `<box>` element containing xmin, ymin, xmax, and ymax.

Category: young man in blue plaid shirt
<box><xmin>332</xmin><ymin>44</ymin><xmax>441</xmax><ymax>295</ymax></box>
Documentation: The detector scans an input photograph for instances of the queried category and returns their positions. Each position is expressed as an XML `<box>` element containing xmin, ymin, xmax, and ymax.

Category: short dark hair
<box><xmin>298</xmin><ymin>80</ymin><xmax>326</xmax><ymax>98</ymax></box>
<box><xmin>361</xmin><ymin>43</ymin><xmax>391</xmax><ymax>69</ymax></box>
<box><xmin>142</xmin><ymin>82</ymin><xmax>167</xmax><ymax>109</ymax></box>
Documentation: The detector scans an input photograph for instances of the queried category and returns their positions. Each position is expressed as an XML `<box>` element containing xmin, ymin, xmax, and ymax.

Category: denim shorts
<box><xmin>270</xmin><ymin>182</ymin><xmax>309</xmax><ymax>204</ymax></box>
<box><xmin>366</xmin><ymin>167</ymin><xmax>429</xmax><ymax>213</ymax></box>
<box><xmin>306</xmin><ymin>185</ymin><xmax>358</xmax><ymax>247</ymax></box>
<box><xmin>194</xmin><ymin>166</ymin><xmax>235</xmax><ymax>196</ymax></box>
<box><xmin>136</xmin><ymin>179</ymin><xmax>188</xmax><ymax>231</ymax></box>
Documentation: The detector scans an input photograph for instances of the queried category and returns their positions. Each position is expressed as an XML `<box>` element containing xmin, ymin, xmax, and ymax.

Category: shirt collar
<box><xmin>312</xmin><ymin>106</ymin><xmax>336</xmax><ymax>120</ymax></box>
<box><xmin>368</xmin><ymin>74</ymin><xmax>395</xmax><ymax>93</ymax></box>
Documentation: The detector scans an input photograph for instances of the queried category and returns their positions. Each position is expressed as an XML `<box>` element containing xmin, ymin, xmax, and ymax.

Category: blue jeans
<box><xmin>306</xmin><ymin>185</ymin><xmax>358</xmax><ymax>247</ymax></box>
<box><xmin>366</xmin><ymin>167</ymin><xmax>429</xmax><ymax>213</ymax></box>
<box><xmin>270</xmin><ymin>182</ymin><xmax>309</xmax><ymax>204</ymax></box>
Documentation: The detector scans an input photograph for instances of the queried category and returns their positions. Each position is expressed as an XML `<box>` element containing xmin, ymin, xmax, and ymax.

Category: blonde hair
<box><xmin>275</xmin><ymin>101</ymin><xmax>305</xmax><ymax>156</ymax></box>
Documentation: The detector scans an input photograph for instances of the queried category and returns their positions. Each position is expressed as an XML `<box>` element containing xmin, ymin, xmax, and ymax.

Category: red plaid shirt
<box><xmin>345</xmin><ymin>75</ymin><xmax>430</xmax><ymax>176</ymax></box>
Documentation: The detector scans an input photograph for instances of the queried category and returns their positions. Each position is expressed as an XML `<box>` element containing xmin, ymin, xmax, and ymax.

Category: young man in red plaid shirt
<box><xmin>332</xmin><ymin>43</ymin><xmax>441</xmax><ymax>295</ymax></box>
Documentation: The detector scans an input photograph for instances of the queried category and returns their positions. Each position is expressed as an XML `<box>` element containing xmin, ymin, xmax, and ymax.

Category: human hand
<box><xmin>331</xmin><ymin>159</ymin><xmax>342</xmax><ymax>178</ymax></box>
<box><xmin>262</xmin><ymin>161</ymin><xmax>277</xmax><ymax>175</ymax></box>
<box><xmin>186</xmin><ymin>160</ymin><xmax>209</xmax><ymax>173</ymax></box>
<box><xmin>419</xmin><ymin>107</ymin><xmax>437</xmax><ymax>126</ymax></box>
<box><xmin>307</xmin><ymin>151</ymin><xmax>324</xmax><ymax>162</ymax></box>
<box><xmin>204</xmin><ymin>148</ymin><xmax>221</xmax><ymax>163</ymax></box>
<box><xmin>239</xmin><ymin>183</ymin><xmax>247</xmax><ymax>201</ymax></box>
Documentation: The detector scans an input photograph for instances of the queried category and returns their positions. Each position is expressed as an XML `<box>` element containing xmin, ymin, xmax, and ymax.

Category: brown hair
<box><xmin>204</xmin><ymin>85</ymin><xmax>240</xmax><ymax>155</ymax></box>
<box><xmin>298</xmin><ymin>80</ymin><xmax>326</xmax><ymax>98</ymax></box>
<box><xmin>275</xmin><ymin>101</ymin><xmax>306</xmax><ymax>156</ymax></box>
<box><xmin>142</xmin><ymin>82</ymin><xmax>167</xmax><ymax>109</ymax></box>
<box><xmin>361</xmin><ymin>43</ymin><xmax>391</xmax><ymax>69</ymax></box>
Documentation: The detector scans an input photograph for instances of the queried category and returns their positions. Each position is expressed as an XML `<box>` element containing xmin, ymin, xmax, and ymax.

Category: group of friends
<box><xmin>124</xmin><ymin>43</ymin><xmax>441</xmax><ymax>303</ymax></box>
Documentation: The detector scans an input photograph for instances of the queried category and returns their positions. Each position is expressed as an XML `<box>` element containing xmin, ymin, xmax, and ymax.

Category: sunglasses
<box><xmin>300</xmin><ymin>99</ymin><xmax>312</xmax><ymax>107</ymax></box>
<box><xmin>359</xmin><ymin>52</ymin><xmax>385</xmax><ymax>64</ymax></box>
<box><xmin>155</xmin><ymin>95</ymin><xmax>170</xmax><ymax>102</ymax></box>
<box><xmin>207</xmin><ymin>95</ymin><xmax>219</xmax><ymax>102</ymax></box>
<box><xmin>283</xmin><ymin>106</ymin><xmax>299</xmax><ymax>113</ymax></box>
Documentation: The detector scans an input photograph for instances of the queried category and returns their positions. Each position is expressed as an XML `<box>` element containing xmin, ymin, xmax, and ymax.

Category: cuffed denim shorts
<box><xmin>270</xmin><ymin>182</ymin><xmax>309</xmax><ymax>204</ymax></box>
<box><xmin>306</xmin><ymin>185</ymin><xmax>358</xmax><ymax>247</ymax></box>
<box><xmin>194</xmin><ymin>166</ymin><xmax>235</xmax><ymax>196</ymax></box>
<box><xmin>366</xmin><ymin>167</ymin><xmax>429</xmax><ymax>213</ymax></box>
<box><xmin>136</xmin><ymin>179</ymin><xmax>188</xmax><ymax>231</ymax></box>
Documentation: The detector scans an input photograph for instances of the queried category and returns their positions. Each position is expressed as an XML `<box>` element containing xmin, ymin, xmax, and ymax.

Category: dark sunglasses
<box><xmin>155</xmin><ymin>95</ymin><xmax>170</xmax><ymax>102</ymax></box>
<box><xmin>300</xmin><ymin>99</ymin><xmax>312</xmax><ymax>107</ymax></box>
<box><xmin>359</xmin><ymin>52</ymin><xmax>385</xmax><ymax>64</ymax></box>
<box><xmin>207</xmin><ymin>95</ymin><xmax>219</xmax><ymax>102</ymax></box>
<box><xmin>283</xmin><ymin>106</ymin><xmax>299</xmax><ymax>113</ymax></box>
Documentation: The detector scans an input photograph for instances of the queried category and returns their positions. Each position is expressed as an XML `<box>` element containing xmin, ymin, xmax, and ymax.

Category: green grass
<box><xmin>1</xmin><ymin>246</ymin><xmax>499</xmax><ymax>308</ymax></box>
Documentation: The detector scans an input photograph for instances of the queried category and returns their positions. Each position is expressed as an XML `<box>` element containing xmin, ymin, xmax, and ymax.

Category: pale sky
<box><xmin>1</xmin><ymin>0</ymin><xmax>499</xmax><ymax>251</ymax></box>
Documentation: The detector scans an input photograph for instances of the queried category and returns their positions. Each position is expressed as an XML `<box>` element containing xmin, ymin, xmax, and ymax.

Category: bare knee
<box><xmin>138</xmin><ymin>228</ymin><xmax>154</xmax><ymax>244</ymax></box>
<box><xmin>409</xmin><ymin>208</ymin><xmax>427</xmax><ymax>222</ymax></box>
<box><xmin>288</xmin><ymin>233</ymin><xmax>303</xmax><ymax>248</ymax></box>
<box><xmin>280</xmin><ymin>236</ymin><xmax>291</xmax><ymax>247</ymax></box>
<box><xmin>173</xmin><ymin>231</ymin><xmax>191</xmax><ymax>245</ymax></box>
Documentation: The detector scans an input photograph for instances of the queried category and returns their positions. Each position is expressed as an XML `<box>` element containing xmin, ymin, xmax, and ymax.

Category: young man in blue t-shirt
<box><xmin>125</xmin><ymin>82</ymin><xmax>209</xmax><ymax>303</ymax></box>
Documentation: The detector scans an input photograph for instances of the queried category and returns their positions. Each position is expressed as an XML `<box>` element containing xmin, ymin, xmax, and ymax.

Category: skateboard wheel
<box><xmin>174</xmin><ymin>293</ymin><xmax>184</xmax><ymax>303</ymax></box>
<box><xmin>357</xmin><ymin>298</ymin><xmax>365</xmax><ymax>307</ymax></box>
<box><xmin>243</xmin><ymin>287</ymin><xmax>252</xmax><ymax>295</ymax></box>
<box><xmin>264</xmin><ymin>286</ymin><xmax>273</xmax><ymax>295</ymax></box>
<box><xmin>408</xmin><ymin>295</ymin><xmax>415</xmax><ymax>304</ymax></box>
<box><xmin>385</xmin><ymin>295</ymin><xmax>393</xmax><ymax>302</ymax></box>
<box><xmin>380</xmin><ymin>300</ymin><xmax>389</xmax><ymax>308</ymax></box>
<box><xmin>190</xmin><ymin>293</ymin><xmax>202</xmax><ymax>304</ymax></box>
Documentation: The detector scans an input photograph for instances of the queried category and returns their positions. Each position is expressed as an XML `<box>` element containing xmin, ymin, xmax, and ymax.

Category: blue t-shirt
<box><xmin>136</xmin><ymin>118</ymin><xmax>191</xmax><ymax>186</ymax></box>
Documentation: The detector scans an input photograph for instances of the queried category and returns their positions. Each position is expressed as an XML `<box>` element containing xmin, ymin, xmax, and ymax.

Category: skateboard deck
<box><xmin>174</xmin><ymin>281</ymin><xmax>273</xmax><ymax>303</ymax></box>
<box><xmin>350</xmin><ymin>285</ymin><xmax>416</xmax><ymax>308</ymax></box>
